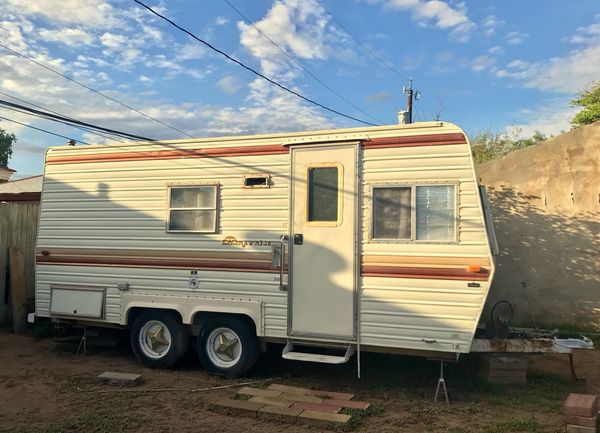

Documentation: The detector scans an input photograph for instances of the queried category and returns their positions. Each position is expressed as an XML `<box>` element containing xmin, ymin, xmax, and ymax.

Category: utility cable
<box><xmin>222</xmin><ymin>0</ymin><xmax>383</xmax><ymax>125</ymax></box>
<box><xmin>314</xmin><ymin>0</ymin><xmax>411</xmax><ymax>82</ymax></box>
<box><xmin>0</xmin><ymin>42</ymin><xmax>196</xmax><ymax>138</ymax></box>
<box><xmin>0</xmin><ymin>91</ymin><xmax>126</xmax><ymax>143</ymax></box>
<box><xmin>0</xmin><ymin>114</ymin><xmax>91</xmax><ymax>145</ymax></box>
<box><xmin>0</xmin><ymin>99</ymin><xmax>156</xmax><ymax>141</ymax></box>
<box><xmin>134</xmin><ymin>0</ymin><xmax>378</xmax><ymax>127</ymax></box>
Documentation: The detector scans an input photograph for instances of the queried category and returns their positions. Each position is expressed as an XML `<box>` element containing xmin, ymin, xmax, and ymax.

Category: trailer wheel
<box><xmin>130</xmin><ymin>310</ymin><xmax>189</xmax><ymax>368</ymax></box>
<box><xmin>197</xmin><ymin>316</ymin><xmax>259</xmax><ymax>376</ymax></box>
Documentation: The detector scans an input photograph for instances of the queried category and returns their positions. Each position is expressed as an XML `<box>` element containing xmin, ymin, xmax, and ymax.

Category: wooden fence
<box><xmin>0</xmin><ymin>202</ymin><xmax>40</xmax><ymax>324</ymax></box>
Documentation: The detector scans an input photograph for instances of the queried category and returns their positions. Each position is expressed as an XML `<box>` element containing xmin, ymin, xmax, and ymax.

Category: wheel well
<box><xmin>126</xmin><ymin>307</ymin><xmax>184</xmax><ymax>327</ymax></box>
<box><xmin>192</xmin><ymin>311</ymin><xmax>257</xmax><ymax>336</ymax></box>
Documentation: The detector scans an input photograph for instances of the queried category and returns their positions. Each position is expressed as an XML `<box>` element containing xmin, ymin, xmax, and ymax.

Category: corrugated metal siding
<box><xmin>359</xmin><ymin>135</ymin><xmax>492</xmax><ymax>353</ymax></box>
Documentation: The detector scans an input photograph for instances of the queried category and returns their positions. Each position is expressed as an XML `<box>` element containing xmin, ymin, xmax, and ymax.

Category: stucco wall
<box><xmin>477</xmin><ymin>121</ymin><xmax>600</xmax><ymax>330</ymax></box>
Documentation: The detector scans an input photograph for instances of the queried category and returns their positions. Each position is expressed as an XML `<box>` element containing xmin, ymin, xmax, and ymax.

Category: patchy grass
<box><xmin>484</xmin><ymin>417</ymin><xmax>542</xmax><ymax>433</ymax></box>
<box><xmin>338</xmin><ymin>405</ymin><xmax>383</xmax><ymax>431</ymax></box>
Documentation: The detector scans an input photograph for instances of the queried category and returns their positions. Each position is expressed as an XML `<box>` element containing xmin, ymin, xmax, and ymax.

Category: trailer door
<box><xmin>289</xmin><ymin>144</ymin><xmax>357</xmax><ymax>340</ymax></box>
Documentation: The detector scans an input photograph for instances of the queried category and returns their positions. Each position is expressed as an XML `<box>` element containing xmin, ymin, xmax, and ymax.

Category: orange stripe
<box><xmin>361</xmin><ymin>265</ymin><xmax>489</xmax><ymax>281</ymax></box>
<box><xmin>46</xmin><ymin>144</ymin><xmax>289</xmax><ymax>165</ymax></box>
<box><xmin>363</xmin><ymin>133</ymin><xmax>466</xmax><ymax>149</ymax></box>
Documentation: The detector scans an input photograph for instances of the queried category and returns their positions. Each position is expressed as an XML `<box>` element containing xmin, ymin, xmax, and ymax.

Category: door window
<box><xmin>307</xmin><ymin>166</ymin><xmax>339</xmax><ymax>223</ymax></box>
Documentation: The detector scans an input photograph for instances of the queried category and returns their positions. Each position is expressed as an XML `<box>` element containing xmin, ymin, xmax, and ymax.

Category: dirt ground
<box><xmin>1</xmin><ymin>328</ymin><xmax>599</xmax><ymax>433</ymax></box>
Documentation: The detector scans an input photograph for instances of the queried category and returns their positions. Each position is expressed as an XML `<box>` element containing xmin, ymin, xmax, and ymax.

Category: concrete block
<box><xmin>567</xmin><ymin>425</ymin><xmax>596</xmax><ymax>433</ymax></box>
<box><xmin>280</xmin><ymin>392</ymin><xmax>322</xmax><ymax>403</ymax></box>
<box><xmin>211</xmin><ymin>398</ymin><xmax>265</xmax><ymax>417</ymax></box>
<box><xmin>308</xmin><ymin>390</ymin><xmax>354</xmax><ymax>400</ymax></box>
<box><xmin>291</xmin><ymin>401</ymin><xmax>342</xmax><ymax>413</ymax></box>
<box><xmin>248</xmin><ymin>396</ymin><xmax>293</xmax><ymax>408</ymax></box>
<box><xmin>259</xmin><ymin>405</ymin><xmax>303</xmax><ymax>417</ymax></box>
<box><xmin>566</xmin><ymin>415</ymin><xmax>598</xmax><ymax>429</ymax></box>
<box><xmin>97</xmin><ymin>372</ymin><xmax>143</xmax><ymax>385</ymax></box>
<box><xmin>298</xmin><ymin>410</ymin><xmax>351</xmax><ymax>424</ymax></box>
<box><xmin>237</xmin><ymin>387</ymin><xmax>282</xmax><ymax>398</ymax></box>
<box><xmin>268</xmin><ymin>384</ymin><xmax>312</xmax><ymax>395</ymax></box>
<box><xmin>564</xmin><ymin>394</ymin><xmax>599</xmax><ymax>417</ymax></box>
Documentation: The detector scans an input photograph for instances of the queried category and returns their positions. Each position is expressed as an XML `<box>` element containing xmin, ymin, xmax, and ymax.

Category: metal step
<box><xmin>282</xmin><ymin>341</ymin><xmax>355</xmax><ymax>364</ymax></box>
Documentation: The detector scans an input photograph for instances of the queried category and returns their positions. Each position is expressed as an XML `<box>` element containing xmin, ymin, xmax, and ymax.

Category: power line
<box><xmin>222</xmin><ymin>0</ymin><xmax>383</xmax><ymax>125</ymax></box>
<box><xmin>0</xmin><ymin>99</ymin><xmax>156</xmax><ymax>141</ymax></box>
<box><xmin>0</xmin><ymin>42</ymin><xmax>196</xmax><ymax>138</ymax></box>
<box><xmin>314</xmin><ymin>0</ymin><xmax>411</xmax><ymax>82</ymax></box>
<box><xmin>0</xmin><ymin>114</ymin><xmax>92</xmax><ymax>145</ymax></box>
<box><xmin>0</xmin><ymin>90</ymin><xmax>127</xmax><ymax>143</ymax></box>
<box><xmin>134</xmin><ymin>0</ymin><xmax>378</xmax><ymax>127</ymax></box>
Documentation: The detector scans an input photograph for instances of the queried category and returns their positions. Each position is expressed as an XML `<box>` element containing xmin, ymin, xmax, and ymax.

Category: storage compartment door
<box><xmin>50</xmin><ymin>287</ymin><xmax>105</xmax><ymax>318</ymax></box>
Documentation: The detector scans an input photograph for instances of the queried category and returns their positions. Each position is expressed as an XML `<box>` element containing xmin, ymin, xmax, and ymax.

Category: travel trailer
<box><xmin>33</xmin><ymin>120</ymin><xmax>496</xmax><ymax>376</ymax></box>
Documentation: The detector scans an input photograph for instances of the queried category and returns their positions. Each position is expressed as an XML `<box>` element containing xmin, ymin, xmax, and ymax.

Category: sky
<box><xmin>0</xmin><ymin>0</ymin><xmax>599</xmax><ymax>177</ymax></box>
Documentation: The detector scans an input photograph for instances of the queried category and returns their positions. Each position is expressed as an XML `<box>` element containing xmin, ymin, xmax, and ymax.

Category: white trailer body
<box><xmin>34</xmin><ymin>121</ymin><xmax>496</xmax><ymax>374</ymax></box>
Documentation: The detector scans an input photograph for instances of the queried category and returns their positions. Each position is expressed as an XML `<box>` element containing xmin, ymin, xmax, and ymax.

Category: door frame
<box><xmin>286</xmin><ymin>142</ymin><xmax>361</xmax><ymax>342</ymax></box>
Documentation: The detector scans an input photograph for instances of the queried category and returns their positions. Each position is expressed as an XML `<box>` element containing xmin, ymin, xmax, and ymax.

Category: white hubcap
<box><xmin>139</xmin><ymin>320</ymin><xmax>172</xmax><ymax>359</ymax></box>
<box><xmin>206</xmin><ymin>327</ymin><xmax>242</xmax><ymax>368</ymax></box>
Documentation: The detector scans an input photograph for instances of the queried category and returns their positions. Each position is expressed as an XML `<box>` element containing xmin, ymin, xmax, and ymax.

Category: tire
<box><xmin>197</xmin><ymin>316</ymin><xmax>259</xmax><ymax>376</ymax></box>
<box><xmin>130</xmin><ymin>310</ymin><xmax>189</xmax><ymax>368</ymax></box>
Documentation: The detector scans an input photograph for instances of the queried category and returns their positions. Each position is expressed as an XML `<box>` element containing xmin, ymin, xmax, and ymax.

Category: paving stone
<box><xmin>259</xmin><ymin>405</ymin><xmax>303</xmax><ymax>417</ymax></box>
<box><xmin>308</xmin><ymin>390</ymin><xmax>354</xmax><ymax>400</ymax></box>
<box><xmin>565</xmin><ymin>394</ymin><xmax>599</xmax><ymax>417</ymax></box>
<box><xmin>211</xmin><ymin>398</ymin><xmax>265</xmax><ymax>417</ymax></box>
<box><xmin>566</xmin><ymin>415</ymin><xmax>598</xmax><ymax>429</ymax></box>
<box><xmin>567</xmin><ymin>425</ymin><xmax>596</xmax><ymax>433</ymax></box>
<box><xmin>298</xmin><ymin>410</ymin><xmax>351</xmax><ymax>424</ymax></box>
<box><xmin>248</xmin><ymin>396</ymin><xmax>294</xmax><ymax>408</ymax></box>
<box><xmin>291</xmin><ymin>402</ymin><xmax>342</xmax><ymax>413</ymax></box>
<box><xmin>280</xmin><ymin>392</ymin><xmax>322</xmax><ymax>403</ymax></box>
<box><xmin>97</xmin><ymin>372</ymin><xmax>143</xmax><ymax>385</ymax></box>
<box><xmin>268</xmin><ymin>384</ymin><xmax>312</xmax><ymax>395</ymax></box>
<box><xmin>325</xmin><ymin>399</ymin><xmax>370</xmax><ymax>410</ymax></box>
<box><xmin>237</xmin><ymin>387</ymin><xmax>282</xmax><ymax>398</ymax></box>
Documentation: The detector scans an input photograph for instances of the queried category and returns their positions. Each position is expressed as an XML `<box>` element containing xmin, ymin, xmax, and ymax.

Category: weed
<box><xmin>484</xmin><ymin>417</ymin><xmax>542</xmax><ymax>433</ymax></box>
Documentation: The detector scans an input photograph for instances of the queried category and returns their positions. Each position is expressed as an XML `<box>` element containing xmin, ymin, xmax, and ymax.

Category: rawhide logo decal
<box><xmin>222</xmin><ymin>236</ymin><xmax>272</xmax><ymax>248</ymax></box>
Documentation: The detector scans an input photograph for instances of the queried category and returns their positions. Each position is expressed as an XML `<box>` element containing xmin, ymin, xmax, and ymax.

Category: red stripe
<box><xmin>363</xmin><ymin>133</ymin><xmax>467</xmax><ymax>149</ymax></box>
<box><xmin>361</xmin><ymin>265</ymin><xmax>489</xmax><ymax>281</ymax></box>
<box><xmin>36</xmin><ymin>255</ymin><xmax>280</xmax><ymax>273</ymax></box>
<box><xmin>46</xmin><ymin>144</ymin><xmax>289</xmax><ymax>165</ymax></box>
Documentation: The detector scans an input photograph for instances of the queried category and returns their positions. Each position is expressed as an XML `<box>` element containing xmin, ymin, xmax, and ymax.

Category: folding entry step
<box><xmin>282</xmin><ymin>340</ymin><xmax>355</xmax><ymax>364</ymax></box>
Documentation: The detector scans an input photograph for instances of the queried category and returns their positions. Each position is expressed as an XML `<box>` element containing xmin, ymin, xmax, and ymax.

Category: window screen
<box><xmin>168</xmin><ymin>185</ymin><xmax>217</xmax><ymax>232</ymax></box>
<box><xmin>307</xmin><ymin>167</ymin><xmax>339</xmax><ymax>222</ymax></box>
<box><xmin>372</xmin><ymin>187</ymin><xmax>411</xmax><ymax>239</ymax></box>
<box><xmin>416</xmin><ymin>185</ymin><xmax>455</xmax><ymax>241</ymax></box>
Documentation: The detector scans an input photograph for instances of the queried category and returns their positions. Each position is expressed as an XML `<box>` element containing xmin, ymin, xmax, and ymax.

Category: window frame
<box><xmin>304</xmin><ymin>163</ymin><xmax>344</xmax><ymax>227</ymax></box>
<box><xmin>369</xmin><ymin>181</ymin><xmax>459</xmax><ymax>244</ymax></box>
<box><xmin>166</xmin><ymin>182</ymin><xmax>219</xmax><ymax>233</ymax></box>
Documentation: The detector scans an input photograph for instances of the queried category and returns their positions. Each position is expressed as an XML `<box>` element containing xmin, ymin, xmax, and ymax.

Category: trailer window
<box><xmin>167</xmin><ymin>185</ymin><xmax>218</xmax><ymax>232</ymax></box>
<box><xmin>307</xmin><ymin>166</ymin><xmax>339</xmax><ymax>222</ymax></box>
<box><xmin>372</xmin><ymin>184</ymin><xmax>456</xmax><ymax>242</ymax></box>
<box><xmin>372</xmin><ymin>187</ymin><xmax>411</xmax><ymax>239</ymax></box>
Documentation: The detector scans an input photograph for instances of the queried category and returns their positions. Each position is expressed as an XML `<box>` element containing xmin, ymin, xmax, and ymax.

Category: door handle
<box><xmin>293</xmin><ymin>234</ymin><xmax>303</xmax><ymax>245</ymax></box>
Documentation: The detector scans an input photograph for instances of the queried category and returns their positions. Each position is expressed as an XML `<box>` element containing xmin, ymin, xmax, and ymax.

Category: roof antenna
<box><xmin>67</xmin><ymin>139</ymin><xmax>76</xmax><ymax>146</ymax></box>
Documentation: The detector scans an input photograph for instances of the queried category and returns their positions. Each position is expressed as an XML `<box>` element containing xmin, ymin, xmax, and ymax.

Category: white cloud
<box><xmin>215</xmin><ymin>16</ymin><xmax>230</xmax><ymax>26</ymax></box>
<box><xmin>217</xmin><ymin>76</ymin><xmax>243</xmax><ymax>95</ymax></box>
<box><xmin>471</xmin><ymin>55</ymin><xmax>496</xmax><ymax>72</ymax></box>
<box><xmin>482</xmin><ymin>14</ymin><xmax>504</xmax><ymax>37</ymax></box>
<box><xmin>38</xmin><ymin>27</ymin><xmax>95</xmax><ymax>47</ymax></box>
<box><xmin>176</xmin><ymin>43</ymin><xmax>206</xmax><ymax>60</ymax></box>
<box><xmin>371</xmin><ymin>0</ymin><xmax>476</xmax><ymax>42</ymax></box>
<box><xmin>497</xmin><ymin>16</ymin><xmax>600</xmax><ymax>94</ymax></box>
<box><xmin>506</xmin><ymin>31</ymin><xmax>529</xmax><ymax>45</ymax></box>
<box><xmin>100</xmin><ymin>32</ymin><xmax>127</xmax><ymax>49</ymax></box>
<box><xmin>2</xmin><ymin>0</ymin><xmax>122</xmax><ymax>29</ymax></box>
<box><xmin>488</xmin><ymin>45</ymin><xmax>504</xmax><ymax>55</ymax></box>
<box><xmin>508</xmin><ymin>99</ymin><xmax>576</xmax><ymax>138</ymax></box>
